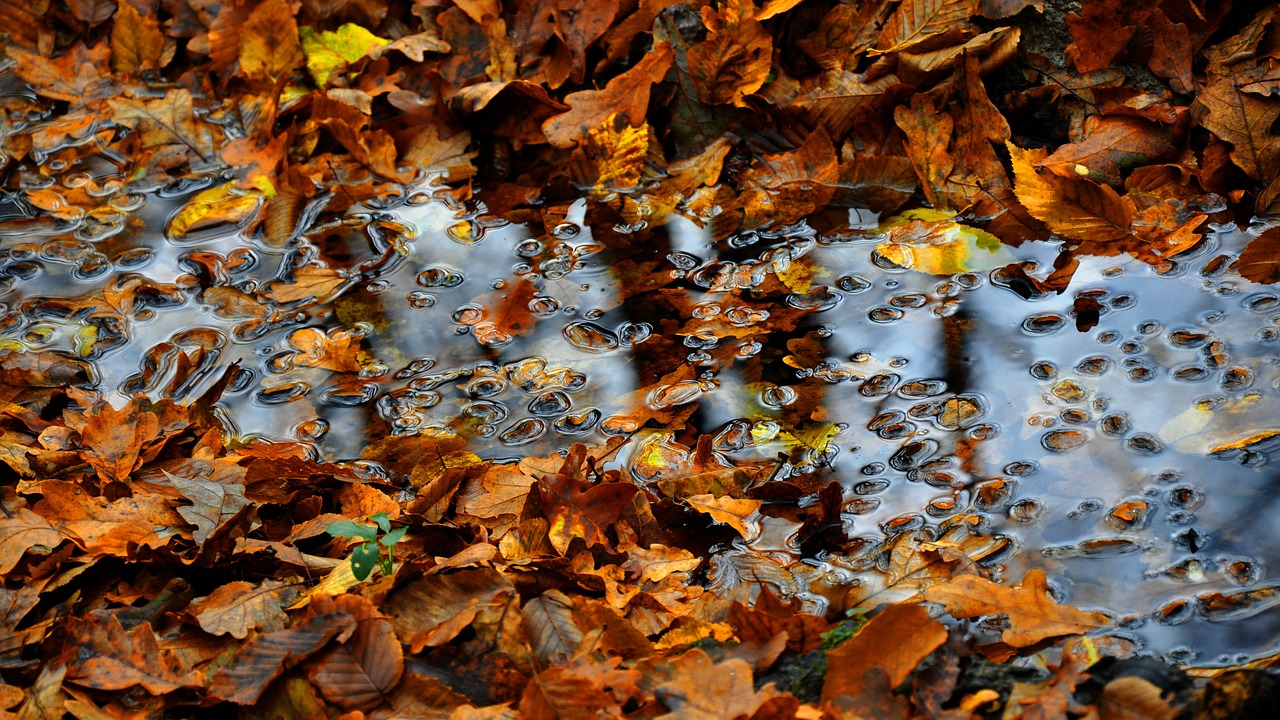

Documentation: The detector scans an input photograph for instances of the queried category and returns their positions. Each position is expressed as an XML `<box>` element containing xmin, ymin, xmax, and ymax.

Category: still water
<box><xmin>2</xmin><ymin>176</ymin><xmax>1277</xmax><ymax>666</ymax></box>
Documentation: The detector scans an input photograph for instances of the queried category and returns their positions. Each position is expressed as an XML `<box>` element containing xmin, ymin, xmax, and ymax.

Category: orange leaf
<box><xmin>1234</xmin><ymin>227</ymin><xmax>1280</xmax><ymax>284</ymax></box>
<box><xmin>1196</xmin><ymin>73</ymin><xmax>1280</xmax><ymax>180</ymax></box>
<box><xmin>0</xmin><ymin>508</ymin><xmax>63</xmax><ymax>574</ymax></box>
<box><xmin>79</xmin><ymin>401</ymin><xmax>161</xmax><ymax>484</ymax></box>
<box><xmin>654</xmin><ymin>649</ymin><xmax>781</xmax><ymax>719</ymax></box>
<box><xmin>922</xmin><ymin>569</ymin><xmax>1110</xmax><ymax>647</ymax></box>
<box><xmin>874</xmin><ymin>0</ymin><xmax>979</xmax><ymax>54</ymax></box>
<box><xmin>521</xmin><ymin>666</ymin><xmax>620</xmax><ymax>720</ymax></box>
<box><xmin>472</xmin><ymin>276</ymin><xmax>539</xmax><ymax>348</ymax></box>
<box><xmin>1009</xmin><ymin>142</ymin><xmax>1134</xmax><ymax>243</ymax></box>
<box><xmin>521</xmin><ymin>589</ymin><xmax>584</xmax><ymax>665</ymax></box>
<box><xmin>63</xmin><ymin>614</ymin><xmax>194</xmax><ymax>694</ymax></box>
<box><xmin>542</xmin><ymin>44</ymin><xmax>674</xmax><ymax>148</ymax></box>
<box><xmin>188</xmin><ymin>579</ymin><xmax>294</xmax><ymax>640</ymax></box>
<box><xmin>684</xmin><ymin>494</ymin><xmax>762</xmax><ymax>541</ymax></box>
<box><xmin>266</xmin><ymin>265</ymin><xmax>350</xmax><ymax>304</ymax></box>
<box><xmin>821</xmin><ymin>603</ymin><xmax>947</xmax><ymax>703</ymax></box>
<box><xmin>1040</xmin><ymin>116</ymin><xmax>1177</xmax><ymax>185</ymax></box>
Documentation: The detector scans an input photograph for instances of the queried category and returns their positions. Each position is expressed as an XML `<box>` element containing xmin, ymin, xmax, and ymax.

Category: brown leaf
<box><xmin>1040</xmin><ymin>116</ymin><xmax>1178</xmax><ymax>186</ymax></box>
<box><xmin>874</xmin><ymin>0</ymin><xmax>979</xmax><ymax>54</ymax></box>
<box><xmin>384</xmin><ymin>569</ymin><xmax>514</xmax><ymax>653</ymax></box>
<box><xmin>7</xmin><ymin>42</ymin><xmax>113</xmax><ymax>103</ymax></box>
<box><xmin>188</xmin><ymin>579</ymin><xmax>294</xmax><ymax>640</ymax></box>
<box><xmin>472</xmin><ymin>277</ymin><xmax>540</xmax><ymax>348</ymax></box>
<box><xmin>521</xmin><ymin>589</ymin><xmax>584</xmax><ymax>666</ymax></box>
<box><xmin>168</xmin><ymin>471</ymin><xmax>252</xmax><ymax>546</ymax></box>
<box><xmin>1197</xmin><ymin>73</ymin><xmax>1280</xmax><ymax>180</ymax></box>
<box><xmin>265</xmin><ymin>265</ymin><xmax>350</xmax><ymax>305</ymax></box>
<box><xmin>307</xmin><ymin>594</ymin><xmax>404</xmax><ymax>712</ymax></box>
<box><xmin>1099</xmin><ymin>676</ymin><xmax>1178</xmax><ymax>720</ymax></box>
<box><xmin>821</xmin><ymin>603</ymin><xmax>948</xmax><ymax>703</ymax></box>
<box><xmin>922</xmin><ymin>569</ymin><xmax>1110</xmax><ymax>647</ymax></box>
<box><xmin>1009</xmin><ymin>142</ymin><xmax>1134</xmax><ymax>243</ymax></box>
<box><xmin>684</xmin><ymin>494</ymin><xmax>762</xmax><ymax>542</ymax></box>
<box><xmin>739</xmin><ymin>128</ymin><xmax>838</xmax><ymax>228</ymax></box>
<box><xmin>62</xmin><ymin>614</ymin><xmax>194</xmax><ymax>694</ymax></box>
<box><xmin>0</xmin><ymin>508</ymin><xmax>63</xmax><ymax>574</ymax></box>
<box><xmin>1065</xmin><ymin>0</ymin><xmax>1139</xmax><ymax>73</ymax></box>
<box><xmin>655</xmin><ymin>649</ymin><xmax>780</xmax><ymax>719</ymax></box>
<box><xmin>106</xmin><ymin>90</ymin><xmax>218</xmax><ymax>164</ymax></box>
<box><xmin>521</xmin><ymin>665</ymin><xmax>620</xmax><ymax>720</ymax></box>
<box><xmin>234</xmin><ymin>0</ymin><xmax>304</xmax><ymax>81</ymax></box>
<box><xmin>111</xmin><ymin>1</ymin><xmax>166</xmax><ymax>75</ymax></box>
<box><xmin>537</xmin><ymin>470</ymin><xmax>639</xmax><ymax>553</ymax></box>
<box><xmin>34</xmin><ymin>480</ymin><xmax>185</xmax><ymax>557</ymax></box>
<box><xmin>1233</xmin><ymin>227</ymin><xmax>1280</xmax><ymax>284</ymax></box>
<box><xmin>79</xmin><ymin>400</ymin><xmax>160</xmax><ymax>484</ymax></box>
<box><xmin>687</xmin><ymin>0</ymin><xmax>771</xmax><ymax>106</ymax></box>
<box><xmin>209</xmin><ymin>612</ymin><xmax>355</xmax><ymax>705</ymax></box>
<box><xmin>542</xmin><ymin>44</ymin><xmax>674</xmax><ymax>149</ymax></box>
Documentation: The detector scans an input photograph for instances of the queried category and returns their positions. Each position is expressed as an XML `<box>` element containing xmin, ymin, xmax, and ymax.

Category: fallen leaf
<box><xmin>821</xmin><ymin>603</ymin><xmax>948</xmax><ymax>703</ymax></box>
<box><xmin>922</xmin><ymin>569</ymin><xmax>1110</xmax><ymax>647</ymax></box>
<box><xmin>62</xmin><ymin>614</ymin><xmax>193</xmax><ymax>694</ymax></box>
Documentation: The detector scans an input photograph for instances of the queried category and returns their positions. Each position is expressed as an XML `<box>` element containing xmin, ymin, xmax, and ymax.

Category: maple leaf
<box><xmin>686</xmin><ymin>0</ymin><xmax>771</xmax><ymax>107</ymax></box>
<box><xmin>62</xmin><ymin>613</ymin><xmax>195</xmax><ymax>694</ymax></box>
<box><xmin>922</xmin><ymin>569</ymin><xmax>1110</xmax><ymax>647</ymax></box>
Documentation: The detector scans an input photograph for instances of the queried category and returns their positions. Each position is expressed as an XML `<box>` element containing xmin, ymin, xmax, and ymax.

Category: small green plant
<box><xmin>325</xmin><ymin>512</ymin><xmax>407</xmax><ymax>581</ymax></box>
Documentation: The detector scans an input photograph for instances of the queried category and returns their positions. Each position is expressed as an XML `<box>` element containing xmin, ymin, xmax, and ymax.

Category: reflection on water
<box><xmin>2</xmin><ymin>178</ymin><xmax>1279</xmax><ymax>666</ymax></box>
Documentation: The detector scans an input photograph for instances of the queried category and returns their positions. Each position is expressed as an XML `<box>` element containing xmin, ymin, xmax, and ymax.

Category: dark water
<box><xmin>2</xmin><ymin>175</ymin><xmax>1278</xmax><ymax>667</ymax></box>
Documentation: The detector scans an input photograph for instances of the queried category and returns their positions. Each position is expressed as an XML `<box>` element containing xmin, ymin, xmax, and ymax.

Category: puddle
<box><xmin>2</xmin><ymin>173</ymin><xmax>1279</xmax><ymax>667</ymax></box>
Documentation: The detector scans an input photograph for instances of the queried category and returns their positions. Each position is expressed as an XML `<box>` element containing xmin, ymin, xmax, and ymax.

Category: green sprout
<box><xmin>325</xmin><ymin>512</ymin><xmax>407</xmax><ymax>581</ymax></box>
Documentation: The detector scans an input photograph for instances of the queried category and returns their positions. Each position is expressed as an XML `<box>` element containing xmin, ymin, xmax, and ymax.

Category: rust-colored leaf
<box><xmin>1234</xmin><ymin>227</ymin><xmax>1280</xmax><ymax>284</ymax></box>
<box><xmin>0</xmin><ymin>509</ymin><xmax>64</xmax><ymax>574</ymax></box>
<box><xmin>62</xmin><ymin>614</ymin><xmax>193</xmax><ymax>694</ymax></box>
<box><xmin>542</xmin><ymin>44</ymin><xmax>674</xmax><ymax>149</ymax></box>
<box><xmin>821</xmin><ymin>603</ymin><xmax>948</xmax><ymax>703</ymax></box>
<box><xmin>306</xmin><ymin>594</ymin><xmax>404</xmax><ymax>712</ymax></box>
<box><xmin>188</xmin><ymin>579</ymin><xmax>294</xmax><ymax>640</ymax></box>
<box><xmin>209</xmin><ymin>612</ymin><xmax>355</xmax><ymax>705</ymax></box>
<box><xmin>110</xmin><ymin>0</ymin><xmax>166</xmax><ymax>75</ymax></box>
<box><xmin>1009</xmin><ymin>142</ymin><xmax>1134</xmax><ymax>243</ymax></box>
<box><xmin>654</xmin><ymin>649</ymin><xmax>780</xmax><ymax>719</ymax></box>
<box><xmin>922</xmin><ymin>569</ymin><xmax>1110</xmax><ymax>647</ymax></box>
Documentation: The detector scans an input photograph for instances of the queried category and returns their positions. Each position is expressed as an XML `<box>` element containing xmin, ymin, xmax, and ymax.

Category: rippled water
<box><xmin>3</xmin><ymin>176</ymin><xmax>1278</xmax><ymax>666</ymax></box>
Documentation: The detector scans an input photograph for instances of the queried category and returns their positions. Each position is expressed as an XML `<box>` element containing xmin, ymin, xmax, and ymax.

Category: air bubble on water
<box><xmin>417</xmin><ymin>266</ymin><xmax>465</xmax><ymax>288</ymax></box>
<box><xmin>648</xmin><ymin>379</ymin><xmax>716</xmax><ymax>409</ymax></box>
<box><xmin>554</xmin><ymin>408</ymin><xmax>601</xmax><ymax>435</ymax></box>
<box><xmin>618</xmin><ymin>322</ymin><xmax>652</xmax><ymax>345</ymax></box>
<box><xmin>451</xmin><ymin>304</ymin><xmax>485</xmax><ymax>325</ymax></box>
<box><xmin>563</xmin><ymin>321</ymin><xmax>619</xmax><ymax>353</ymax></box>
<box><xmin>837</xmin><ymin>275</ymin><xmax>872</xmax><ymax>293</ymax></box>
<box><xmin>868</xmin><ymin>306</ymin><xmax>903</xmax><ymax>323</ymax></box>
<box><xmin>759</xmin><ymin>385</ymin><xmax>797</xmax><ymax>408</ymax></box>
<box><xmin>787</xmin><ymin>286</ymin><xmax>843</xmax><ymax>312</ymax></box>
<box><xmin>1042</xmin><ymin>429</ymin><xmax>1088</xmax><ymax>452</ymax></box>
<box><xmin>1022</xmin><ymin>313</ymin><xmax>1067</xmax><ymax>335</ymax></box>
<box><xmin>498</xmin><ymin>417</ymin><xmax>547</xmax><ymax>445</ymax></box>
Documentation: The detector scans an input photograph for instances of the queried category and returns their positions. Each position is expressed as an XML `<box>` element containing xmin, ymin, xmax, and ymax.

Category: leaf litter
<box><xmin>1</xmin><ymin>0</ymin><xmax>1280</xmax><ymax>717</ymax></box>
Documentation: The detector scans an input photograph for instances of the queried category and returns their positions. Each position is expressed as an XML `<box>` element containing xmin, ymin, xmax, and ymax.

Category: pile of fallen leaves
<box><xmin>4</xmin><ymin>0</ymin><xmax>1280</xmax><ymax>717</ymax></box>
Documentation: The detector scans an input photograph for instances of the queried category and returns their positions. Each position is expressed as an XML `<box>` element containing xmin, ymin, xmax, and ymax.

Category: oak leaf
<box><xmin>34</xmin><ymin>481</ymin><xmax>185</xmax><ymax>557</ymax></box>
<box><xmin>106</xmin><ymin>89</ymin><xmax>217</xmax><ymax>164</ymax></box>
<box><xmin>62</xmin><ymin>614</ymin><xmax>194</xmax><ymax>694</ymax></box>
<box><xmin>686</xmin><ymin>0</ymin><xmax>771</xmax><ymax>106</ymax></box>
<box><xmin>79</xmin><ymin>400</ymin><xmax>161</xmax><ymax>484</ymax></box>
<box><xmin>168</xmin><ymin>471</ymin><xmax>253</xmax><ymax>547</ymax></box>
<box><xmin>922</xmin><ymin>569</ymin><xmax>1109</xmax><ymax>647</ymax></box>
<box><xmin>542</xmin><ymin>44</ymin><xmax>674</xmax><ymax>149</ymax></box>
<box><xmin>654</xmin><ymin>649</ymin><xmax>781</xmax><ymax>719</ymax></box>
<box><xmin>7</xmin><ymin>42</ymin><xmax>113</xmax><ymax>104</ymax></box>
<box><xmin>537</xmin><ymin>470</ymin><xmax>639</xmax><ymax>553</ymax></box>
<box><xmin>265</xmin><ymin>265</ymin><xmax>350</xmax><ymax>305</ymax></box>
<box><xmin>1040</xmin><ymin>116</ymin><xmax>1178</xmax><ymax>186</ymax></box>
<box><xmin>521</xmin><ymin>665</ymin><xmax>620</xmax><ymax>720</ymax></box>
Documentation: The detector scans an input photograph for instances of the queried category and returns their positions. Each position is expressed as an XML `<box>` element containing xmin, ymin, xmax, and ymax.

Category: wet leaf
<box><xmin>875</xmin><ymin>0</ymin><xmax>979</xmax><ymax>54</ymax></box>
<box><xmin>923</xmin><ymin>569</ymin><xmax>1110</xmax><ymax>647</ymax></box>
<box><xmin>237</xmin><ymin>0</ymin><xmax>305</xmax><ymax>81</ymax></box>
<box><xmin>1009</xmin><ymin>142</ymin><xmax>1134</xmax><ymax>244</ymax></box>
<box><xmin>166</xmin><ymin>183</ymin><xmax>263</xmax><ymax>241</ymax></box>
<box><xmin>821</xmin><ymin>603</ymin><xmax>948</xmax><ymax>703</ymax></box>
<box><xmin>0</xmin><ymin>509</ymin><xmax>63</xmax><ymax>574</ymax></box>
<box><xmin>683</xmin><ymin>494</ymin><xmax>762</xmax><ymax>542</ymax></box>
<box><xmin>209</xmin><ymin>612</ymin><xmax>355</xmax><ymax>705</ymax></box>
<box><xmin>111</xmin><ymin>0</ymin><xmax>166</xmax><ymax>75</ymax></box>
<box><xmin>654</xmin><ymin>649</ymin><xmax>781</xmax><ymax>719</ymax></box>
<box><xmin>168</xmin><ymin>470</ymin><xmax>252</xmax><ymax>547</ymax></box>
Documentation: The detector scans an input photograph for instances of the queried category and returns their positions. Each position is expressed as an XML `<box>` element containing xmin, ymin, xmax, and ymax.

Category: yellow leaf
<box><xmin>1157</xmin><ymin>395</ymin><xmax>1280</xmax><ymax>455</ymax></box>
<box><xmin>874</xmin><ymin>210</ymin><xmax>1015</xmax><ymax>274</ymax></box>
<box><xmin>111</xmin><ymin>0</ymin><xmax>166</xmax><ymax>74</ymax></box>
<box><xmin>300</xmin><ymin>24</ymin><xmax>391</xmax><ymax>87</ymax></box>
<box><xmin>166</xmin><ymin>183</ymin><xmax>262</xmax><ymax>240</ymax></box>
<box><xmin>685</xmin><ymin>494</ymin><xmax>762</xmax><ymax>541</ymax></box>
<box><xmin>239</xmin><ymin>0</ymin><xmax>304</xmax><ymax>81</ymax></box>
